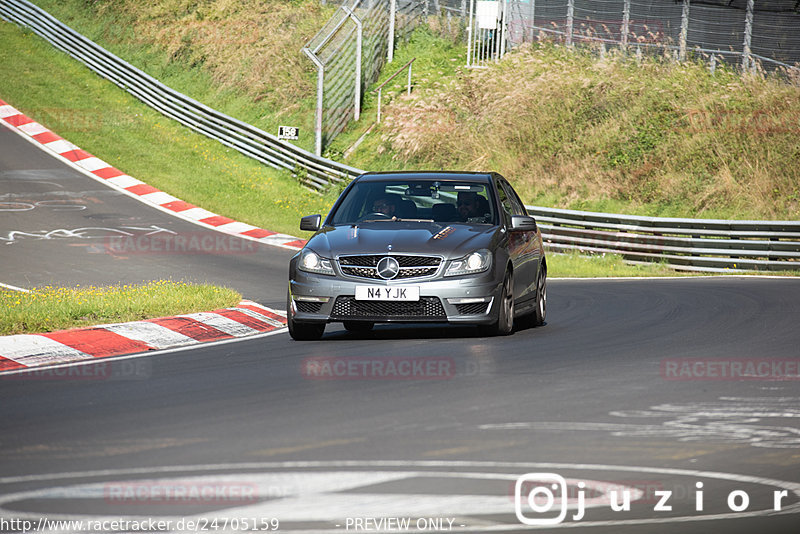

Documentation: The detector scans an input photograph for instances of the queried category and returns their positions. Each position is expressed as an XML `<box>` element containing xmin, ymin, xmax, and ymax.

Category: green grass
<box><xmin>548</xmin><ymin>251</ymin><xmax>689</xmax><ymax>278</ymax></box>
<box><xmin>1</xmin><ymin>8</ymin><xmax>797</xmax><ymax>278</ymax></box>
<box><xmin>345</xmin><ymin>38</ymin><xmax>800</xmax><ymax>221</ymax></box>
<box><xmin>29</xmin><ymin>0</ymin><xmax>334</xmax><ymax>155</ymax></box>
<box><xmin>0</xmin><ymin>21</ymin><xmax>336</xmax><ymax>238</ymax></box>
<box><xmin>0</xmin><ymin>281</ymin><xmax>241</xmax><ymax>335</ymax></box>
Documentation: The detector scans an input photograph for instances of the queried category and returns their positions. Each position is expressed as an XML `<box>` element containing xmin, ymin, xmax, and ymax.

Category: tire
<box><xmin>344</xmin><ymin>321</ymin><xmax>374</xmax><ymax>332</ymax></box>
<box><xmin>482</xmin><ymin>270</ymin><xmax>514</xmax><ymax>336</ymax></box>
<box><xmin>287</xmin><ymin>290</ymin><xmax>325</xmax><ymax>341</ymax></box>
<box><xmin>533</xmin><ymin>265</ymin><xmax>547</xmax><ymax>326</ymax></box>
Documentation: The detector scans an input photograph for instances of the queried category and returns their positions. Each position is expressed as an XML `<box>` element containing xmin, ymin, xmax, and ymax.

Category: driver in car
<box><xmin>457</xmin><ymin>191</ymin><xmax>488</xmax><ymax>222</ymax></box>
<box><xmin>371</xmin><ymin>196</ymin><xmax>398</xmax><ymax>218</ymax></box>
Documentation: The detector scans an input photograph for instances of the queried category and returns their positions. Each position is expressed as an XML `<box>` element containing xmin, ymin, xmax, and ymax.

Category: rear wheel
<box><xmin>287</xmin><ymin>290</ymin><xmax>325</xmax><ymax>341</ymax></box>
<box><xmin>533</xmin><ymin>266</ymin><xmax>547</xmax><ymax>326</ymax></box>
<box><xmin>344</xmin><ymin>321</ymin><xmax>374</xmax><ymax>332</ymax></box>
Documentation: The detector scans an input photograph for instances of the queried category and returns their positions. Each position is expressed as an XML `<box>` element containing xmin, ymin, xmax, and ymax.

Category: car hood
<box><xmin>306</xmin><ymin>222</ymin><xmax>499</xmax><ymax>259</ymax></box>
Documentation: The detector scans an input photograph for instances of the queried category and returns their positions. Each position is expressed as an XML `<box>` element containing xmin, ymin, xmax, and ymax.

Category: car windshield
<box><xmin>328</xmin><ymin>180</ymin><xmax>497</xmax><ymax>226</ymax></box>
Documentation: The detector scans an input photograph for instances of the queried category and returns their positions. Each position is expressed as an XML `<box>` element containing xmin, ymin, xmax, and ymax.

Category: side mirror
<box><xmin>510</xmin><ymin>215</ymin><xmax>537</xmax><ymax>232</ymax></box>
<box><xmin>300</xmin><ymin>214</ymin><xmax>322</xmax><ymax>232</ymax></box>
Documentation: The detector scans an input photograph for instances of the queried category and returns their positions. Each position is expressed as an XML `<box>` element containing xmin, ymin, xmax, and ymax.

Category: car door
<box><xmin>500</xmin><ymin>178</ymin><xmax>540</xmax><ymax>306</ymax></box>
<box><xmin>494</xmin><ymin>176</ymin><xmax>529</xmax><ymax>306</ymax></box>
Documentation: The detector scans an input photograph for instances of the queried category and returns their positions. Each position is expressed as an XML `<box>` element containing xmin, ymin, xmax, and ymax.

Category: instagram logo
<box><xmin>514</xmin><ymin>473</ymin><xmax>569</xmax><ymax>525</ymax></box>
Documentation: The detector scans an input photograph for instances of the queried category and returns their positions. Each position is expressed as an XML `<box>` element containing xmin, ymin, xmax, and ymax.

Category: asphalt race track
<box><xmin>2</xmin><ymin>124</ymin><xmax>800</xmax><ymax>533</ymax></box>
<box><xmin>0</xmin><ymin>126</ymin><xmax>296</xmax><ymax>307</ymax></box>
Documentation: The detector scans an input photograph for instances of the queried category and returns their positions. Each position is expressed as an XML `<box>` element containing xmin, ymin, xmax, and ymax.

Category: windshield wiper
<box><xmin>359</xmin><ymin>217</ymin><xmax>435</xmax><ymax>223</ymax></box>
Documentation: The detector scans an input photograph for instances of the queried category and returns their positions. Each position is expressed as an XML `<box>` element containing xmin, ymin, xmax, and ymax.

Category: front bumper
<box><xmin>289</xmin><ymin>270</ymin><xmax>503</xmax><ymax>325</ymax></box>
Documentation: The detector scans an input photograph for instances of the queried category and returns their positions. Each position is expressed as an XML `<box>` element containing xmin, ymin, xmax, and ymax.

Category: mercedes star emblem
<box><xmin>376</xmin><ymin>256</ymin><xmax>400</xmax><ymax>280</ymax></box>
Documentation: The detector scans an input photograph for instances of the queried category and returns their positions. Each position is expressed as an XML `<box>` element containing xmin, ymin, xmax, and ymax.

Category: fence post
<box><xmin>742</xmin><ymin>0</ymin><xmax>754</xmax><ymax>73</ymax></box>
<box><xmin>499</xmin><ymin>0</ymin><xmax>508</xmax><ymax>59</ymax></box>
<box><xmin>302</xmin><ymin>48</ymin><xmax>325</xmax><ymax>157</ymax></box>
<box><xmin>461</xmin><ymin>0</ymin><xmax>466</xmax><ymax>18</ymax></box>
<box><xmin>529</xmin><ymin>0</ymin><xmax>535</xmax><ymax>42</ymax></box>
<box><xmin>679</xmin><ymin>0</ymin><xmax>690</xmax><ymax>61</ymax></box>
<box><xmin>566</xmin><ymin>0</ymin><xmax>574</xmax><ymax>47</ymax></box>
<box><xmin>621</xmin><ymin>0</ymin><xmax>630</xmax><ymax>51</ymax></box>
<box><xmin>466</xmin><ymin>0</ymin><xmax>475</xmax><ymax>66</ymax></box>
<box><xmin>388</xmin><ymin>0</ymin><xmax>396</xmax><ymax>63</ymax></box>
<box><xmin>343</xmin><ymin>6</ymin><xmax>362</xmax><ymax>122</ymax></box>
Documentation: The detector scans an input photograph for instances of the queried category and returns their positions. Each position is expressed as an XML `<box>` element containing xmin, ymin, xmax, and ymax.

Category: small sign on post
<box><xmin>278</xmin><ymin>126</ymin><xmax>299</xmax><ymax>141</ymax></box>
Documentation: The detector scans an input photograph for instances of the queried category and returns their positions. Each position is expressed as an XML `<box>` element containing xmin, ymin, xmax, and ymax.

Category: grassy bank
<box><xmin>0</xmin><ymin>281</ymin><xmax>241</xmax><ymax>335</ymax></box>
<box><xmin>2</xmin><ymin>4</ymin><xmax>797</xmax><ymax>278</ymax></box>
<box><xmin>0</xmin><ymin>21</ymin><xmax>335</xmax><ymax>237</ymax></box>
<box><xmin>15</xmin><ymin>1</ymin><xmax>799</xmax><ymax>223</ymax></box>
<box><xmin>341</xmin><ymin>37</ymin><xmax>800</xmax><ymax>221</ymax></box>
<box><xmin>30</xmin><ymin>0</ymin><xmax>333</xmax><ymax>154</ymax></box>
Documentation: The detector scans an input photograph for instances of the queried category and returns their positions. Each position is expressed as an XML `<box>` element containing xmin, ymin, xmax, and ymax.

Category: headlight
<box><xmin>445</xmin><ymin>249</ymin><xmax>492</xmax><ymax>277</ymax></box>
<box><xmin>298</xmin><ymin>249</ymin><xmax>335</xmax><ymax>276</ymax></box>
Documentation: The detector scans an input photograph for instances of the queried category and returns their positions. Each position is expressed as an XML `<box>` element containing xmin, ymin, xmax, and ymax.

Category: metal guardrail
<box><xmin>0</xmin><ymin>0</ymin><xmax>363</xmax><ymax>191</ymax></box>
<box><xmin>2</xmin><ymin>0</ymin><xmax>797</xmax><ymax>272</ymax></box>
<box><xmin>528</xmin><ymin>206</ymin><xmax>800</xmax><ymax>272</ymax></box>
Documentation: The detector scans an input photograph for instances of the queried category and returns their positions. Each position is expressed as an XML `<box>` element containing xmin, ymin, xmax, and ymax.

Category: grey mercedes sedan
<box><xmin>287</xmin><ymin>172</ymin><xmax>546</xmax><ymax>340</ymax></box>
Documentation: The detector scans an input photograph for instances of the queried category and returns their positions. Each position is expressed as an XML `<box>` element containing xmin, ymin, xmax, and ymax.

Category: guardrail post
<box><xmin>679</xmin><ymin>0</ymin><xmax>690</xmax><ymax>61</ymax></box>
<box><xmin>566</xmin><ymin>0</ymin><xmax>574</xmax><ymax>47</ymax></box>
<box><xmin>742</xmin><ymin>0</ymin><xmax>754</xmax><ymax>73</ymax></box>
<box><xmin>528</xmin><ymin>0</ymin><xmax>535</xmax><ymax>42</ymax></box>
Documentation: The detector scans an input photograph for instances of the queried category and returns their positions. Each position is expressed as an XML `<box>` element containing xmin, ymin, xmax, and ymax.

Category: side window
<box><xmin>495</xmin><ymin>179</ymin><xmax>515</xmax><ymax>219</ymax></box>
<box><xmin>502</xmin><ymin>181</ymin><xmax>527</xmax><ymax>216</ymax></box>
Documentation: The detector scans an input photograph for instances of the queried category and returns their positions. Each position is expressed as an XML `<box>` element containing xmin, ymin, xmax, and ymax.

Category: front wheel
<box><xmin>482</xmin><ymin>270</ymin><xmax>514</xmax><ymax>336</ymax></box>
<box><xmin>287</xmin><ymin>290</ymin><xmax>325</xmax><ymax>341</ymax></box>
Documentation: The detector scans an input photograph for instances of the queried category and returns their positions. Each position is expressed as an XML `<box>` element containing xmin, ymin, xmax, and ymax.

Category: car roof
<box><xmin>356</xmin><ymin>171</ymin><xmax>494</xmax><ymax>183</ymax></box>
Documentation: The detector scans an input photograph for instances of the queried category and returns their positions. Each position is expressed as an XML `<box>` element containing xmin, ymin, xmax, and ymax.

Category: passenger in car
<box><xmin>457</xmin><ymin>192</ymin><xmax>489</xmax><ymax>222</ymax></box>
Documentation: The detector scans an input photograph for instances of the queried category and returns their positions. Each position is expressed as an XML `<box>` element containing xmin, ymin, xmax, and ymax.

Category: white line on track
<box><xmin>0</xmin><ymin>461</ymin><xmax>797</xmax><ymax>531</ymax></box>
<box><xmin>0</xmin><ymin>281</ymin><xmax>30</xmax><ymax>292</ymax></box>
<box><xmin>0</xmin><ymin>118</ymin><xmax>301</xmax><ymax>251</ymax></box>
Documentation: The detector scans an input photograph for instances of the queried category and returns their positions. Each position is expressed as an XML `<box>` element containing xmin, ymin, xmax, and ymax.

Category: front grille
<box><xmin>341</xmin><ymin>266</ymin><xmax>381</xmax><ymax>279</ymax></box>
<box><xmin>295</xmin><ymin>300</ymin><xmax>323</xmax><ymax>313</ymax></box>
<box><xmin>338</xmin><ymin>255</ymin><xmax>441</xmax><ymax>281</ymax></box>
<box><xmin>455</xmin><ymin>302</ymin><xmax>490</xmax><ymax>315</ymax></box>
<box><xmin>331</xmin><ymin>296</ymin><xmax>446</xmax><ymax>320</ymax></box>
<box><xmin>397</xmin><ymin>267</ymin><xmax>438</xmax><ymax>279</ymax></box>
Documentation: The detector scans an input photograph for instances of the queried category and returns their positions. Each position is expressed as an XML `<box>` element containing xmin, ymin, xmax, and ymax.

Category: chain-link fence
<box><xmin>304</xmin><ymin>0</ymin><xmax>430</xmax><ymax>155</ymax></box>
<box><xmin>469</xmin><ymin>0</ymin><xmax>800</xmax><ymax>72</ymax></box>
<box><xmin>308</xmin><ymin>1</ymin><xmax>799</xmax><ymax>154</ymax></box>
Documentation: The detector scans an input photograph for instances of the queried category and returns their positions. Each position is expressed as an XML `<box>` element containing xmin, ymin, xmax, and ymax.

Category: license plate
<box><xmin>355</xmin><ymin>286</ymin><xmax>420</xmax><ymax>301</ymax></box>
